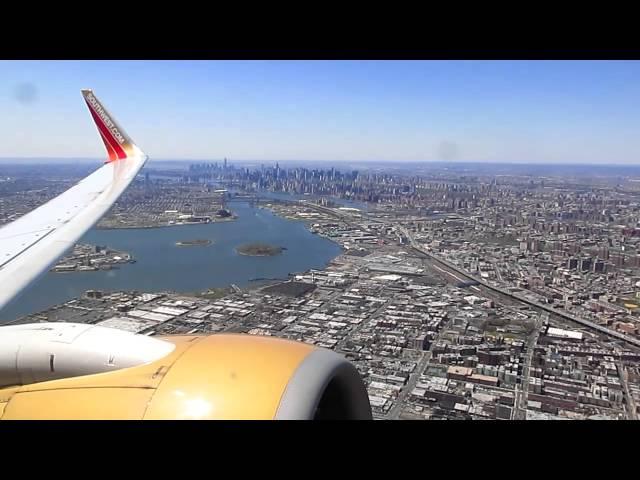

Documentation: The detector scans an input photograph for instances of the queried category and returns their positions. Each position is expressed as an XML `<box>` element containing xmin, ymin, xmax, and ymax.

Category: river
<box><xmin>0</xmin><ymin>200</ymin><xmax>341</xmax><ymax>322</ymax></box>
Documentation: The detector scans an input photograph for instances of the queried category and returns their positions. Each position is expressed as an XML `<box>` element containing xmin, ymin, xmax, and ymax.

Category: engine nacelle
<box><xmin>0</xmin><ymin>324</ymin><xmax>372</xmax><ymax>420</ymax></box>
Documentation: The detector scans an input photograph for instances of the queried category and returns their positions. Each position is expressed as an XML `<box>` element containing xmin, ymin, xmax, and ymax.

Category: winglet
<box><xmin>82</xmin><ymin>89</ymin><xmax>139</xmax><ymax>162</ymax></box>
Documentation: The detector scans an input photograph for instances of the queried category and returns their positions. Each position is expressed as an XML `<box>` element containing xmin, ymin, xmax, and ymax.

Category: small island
<box><xmin>236</xmin><ymin>242</ymin><xmax>284</xmax><ymax>257</ymax></box>
<box><xmin>175</xmin><ymin>239</ymin><xmax>212</xmax><ymax>247</ymax></box>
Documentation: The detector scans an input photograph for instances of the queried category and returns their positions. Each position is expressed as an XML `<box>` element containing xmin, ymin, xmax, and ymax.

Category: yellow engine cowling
<box><xmin>0</xmin><ymin>334</ymin><xmax>372</xmax><ymax>420</ymax></box>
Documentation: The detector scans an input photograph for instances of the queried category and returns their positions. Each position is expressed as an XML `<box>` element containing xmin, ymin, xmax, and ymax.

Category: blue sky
<box><xmin>0</xmin><ymin>60</ymin><xmax>639</xmax><ymax>164</ymax></box>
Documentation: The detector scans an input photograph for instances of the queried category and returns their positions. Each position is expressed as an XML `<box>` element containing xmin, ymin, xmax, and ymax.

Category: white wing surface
<box><xmin>0</xmin><ymin>90</ymin><xmax>147</xmax><ymax>311</ymax></box>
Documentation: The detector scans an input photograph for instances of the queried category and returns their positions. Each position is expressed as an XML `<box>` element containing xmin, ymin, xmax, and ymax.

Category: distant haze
<box><xmin>1</xmin><ymin>60</ymin><xmax>640</xmax><ymax>164</ymax></box>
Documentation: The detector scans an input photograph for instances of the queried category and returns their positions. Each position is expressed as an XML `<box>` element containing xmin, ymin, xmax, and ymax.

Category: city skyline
<box><xmin>1</xmin><ymin>60</ymin><xmax>640</xmax><ymax>164</ymax></box>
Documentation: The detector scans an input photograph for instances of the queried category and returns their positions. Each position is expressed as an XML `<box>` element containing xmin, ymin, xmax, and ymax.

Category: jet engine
<box><xmin>0</xmin><ymin>323</ymin><xmax>372</xmax><ymax>420</ymax></box>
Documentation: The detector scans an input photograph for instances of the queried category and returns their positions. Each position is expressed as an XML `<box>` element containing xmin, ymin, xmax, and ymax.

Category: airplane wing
<box><xmin>0</xmin><ymin>90</ymin><xmax>147</xmax><ymax>311</ymax></box>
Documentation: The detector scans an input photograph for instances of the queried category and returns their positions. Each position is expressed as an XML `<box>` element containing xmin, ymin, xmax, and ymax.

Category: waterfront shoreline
<box><xmin>256</xmin><ymin>202</ymin><xmax>346</xmax><ymax>252</ymax></box>
<box><xmin>0</xmin><ymin>197</ymin><xmax>343</xmax><ymax>323</ymax></box>
<box><xmin>96</xmin><ymin>217</ymin><xmax>236</xmax><ymax>230</ymax></box>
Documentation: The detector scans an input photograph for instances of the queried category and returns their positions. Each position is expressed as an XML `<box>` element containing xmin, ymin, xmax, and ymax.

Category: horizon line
<box><xmin>0</xmin><ymin>157</ymin><xmax>639</xmax><ymax>168</ymax></box>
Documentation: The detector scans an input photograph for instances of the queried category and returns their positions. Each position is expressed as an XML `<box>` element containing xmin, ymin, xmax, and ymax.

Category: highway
<box><xmin>513</xmin><ymin>314</ymin><xmax>543</xmax><ymax>419</ymax></box>
<box><xmin>398</xmin><ymin>225</ymin><xmax>640</xmax><ymax>349</ymax></box>
<box><xmin>387</xmin><ymin>351</ymin><xmax>431</xmax><ymax>420</ymax></box>
<box><xmin>618</xmin><ymin>361</ymin><xmax>638</xmax><ymax>420</ymax></box>
<box><xmin>387</xmin><ymin>321</ymin><xmax>450</xmax><ymax>420</ymax></box>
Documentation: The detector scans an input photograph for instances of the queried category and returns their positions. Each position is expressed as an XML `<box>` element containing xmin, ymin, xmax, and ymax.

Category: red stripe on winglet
<box><xmin>85</xmin><ymin>100</ymin><xmax>127</xmax><ymax>161</ymax></box>
<box><xmin>99</xmin><ymin>131</ymin><xmax>118</xmax><ymax>162</ymax></box>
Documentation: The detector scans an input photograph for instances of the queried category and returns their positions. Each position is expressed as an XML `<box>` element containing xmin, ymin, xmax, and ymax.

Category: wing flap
<box><xmin>0</xmin><ymin>229</ymin><xmax>55</xmax><ymax>269</ymax></box>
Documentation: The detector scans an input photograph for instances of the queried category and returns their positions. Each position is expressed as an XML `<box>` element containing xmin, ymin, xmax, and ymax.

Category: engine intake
<box><xmin>276</xmin><ymin>349</ymin><xmax>372</xmax><ymax>420</ymax></box>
